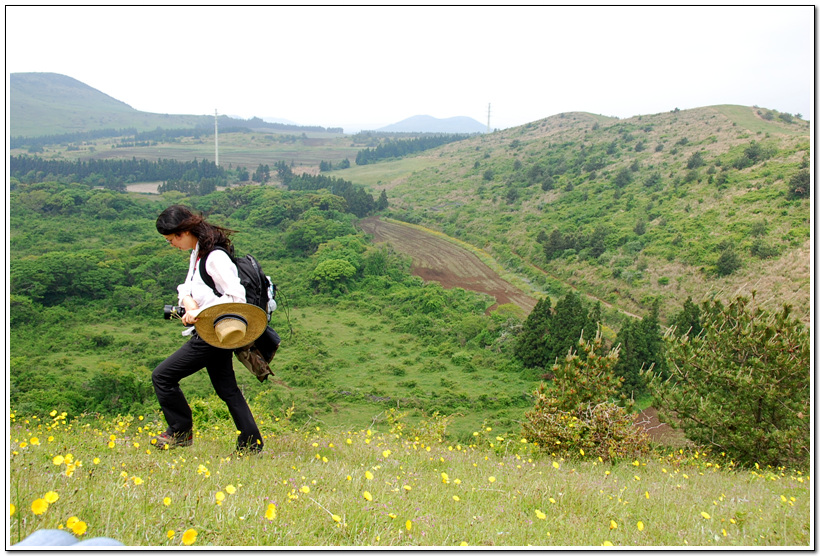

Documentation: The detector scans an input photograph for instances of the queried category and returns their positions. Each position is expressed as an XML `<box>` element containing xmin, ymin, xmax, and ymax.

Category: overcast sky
<box><xmin>6</xmin><ymin>5</ymin><xmax>814</xmax><ymax>132</ymax></box>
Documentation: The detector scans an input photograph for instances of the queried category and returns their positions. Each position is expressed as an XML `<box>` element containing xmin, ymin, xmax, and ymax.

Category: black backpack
<box><xmin>199</xmin><ymin>247</ymin><xmax>276</xmax><ymax>321</ymax></box>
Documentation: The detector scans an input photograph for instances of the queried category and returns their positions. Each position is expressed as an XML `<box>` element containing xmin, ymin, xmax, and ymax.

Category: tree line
<box><xmin>10</xmin><ymin>155</ymin><xmax>241</xmax><ymax>192</ymax></box>
<box><xmin>355</xmin><ymin>134</ymin><xmax>472</xmax><ymax>165</ymax></box>
<box><xmin>274</xmin><ymin>161</ymin><xmax>386</xmax><ymax>217</ymax></box>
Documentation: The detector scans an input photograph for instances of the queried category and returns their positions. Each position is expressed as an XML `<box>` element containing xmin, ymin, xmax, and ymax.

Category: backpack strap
<box><xmin>198</xmin><ymin>246</ymin><xmax>235</xmax><ymax>298</ymax></box>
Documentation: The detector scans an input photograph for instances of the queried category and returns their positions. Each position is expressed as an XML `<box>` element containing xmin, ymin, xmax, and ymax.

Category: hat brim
<box><xmin>195</xmin><ymin>303</ymin><xmax>268</xmax><ymax>349</ymax></box>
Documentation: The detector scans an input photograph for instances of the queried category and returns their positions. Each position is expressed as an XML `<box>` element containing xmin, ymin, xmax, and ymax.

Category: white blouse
<box><xmin>177</xmin><ymin>242</ymin><xmax>246</xmax><ymax>312</ymax></box>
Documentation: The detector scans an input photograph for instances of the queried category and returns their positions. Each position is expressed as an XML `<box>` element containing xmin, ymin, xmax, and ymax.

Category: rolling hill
<box><xmin>333</xmin><ymin>106</ymin><xmax>811</xmax><ymax>324</ymax></box>
<box><xmin>9</xmin><ymin>72</ymin><xmax>215</xmax><ymax>137</ymax></box>
<box><xmin>9</xmin><ymin>72</ymin><xmax>341</xmax><ymax>138</ymax></box>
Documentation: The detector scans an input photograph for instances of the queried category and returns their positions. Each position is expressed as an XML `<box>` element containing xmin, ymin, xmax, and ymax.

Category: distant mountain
<box><xmin>376</xmin><ymin>115</ymin><xmax>486</xmax><ymax>134</ymax></box>
<box><xmin>10</xmin><ymin>73</ymin><xmax>342</xmax><ymax>138</ymax></box>
<box><xmin>10</xmin><ymin>72</ymin><xmax>212</xmax><ymax>137</ymax></box>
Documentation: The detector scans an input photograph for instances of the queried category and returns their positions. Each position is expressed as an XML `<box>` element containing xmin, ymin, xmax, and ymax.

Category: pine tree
<box><xmin>547</xmin><ymin>292</ymin><xmax>593</xmax><ymax>363</ymax></box>
<box><xmin>669</xmin><ymin>296</ymin><xmax>702</xmax><ymax>337</ymax></box>
<box><xmin>514</xmin><ymin>297</ymin><xmax>552</xmax><ymax>369</ymax></box>
<box><xmin>648</xmin><ymin>295</ymin><xmax>810</xmax><ymax>468</ymax></box>
<box><xmin>376</xmin><ymin>190</ymin><xmax>388</xmax><ymax>211</ymax></box>
<box><xmin>613</xmin><ymin>301</ymin><xmax>666</xmax><ymax>398</ymax></box>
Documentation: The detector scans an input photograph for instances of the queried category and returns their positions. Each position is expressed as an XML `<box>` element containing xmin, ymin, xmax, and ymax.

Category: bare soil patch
<box><xmin>358</xmin><ymin>217</ymin><xmax>537</xmax><ymax>314</ymax></box>
<box><xmin>634</xmin><ymin>407</ymin><xmax>689</xmax><ymax>447</ymax></box>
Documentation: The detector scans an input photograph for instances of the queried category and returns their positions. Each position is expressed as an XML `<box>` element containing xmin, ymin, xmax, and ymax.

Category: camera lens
<box><xmin>163</xmin><ymin>305</ymin><xmax>185</xmax><ymax>319</ymax></box>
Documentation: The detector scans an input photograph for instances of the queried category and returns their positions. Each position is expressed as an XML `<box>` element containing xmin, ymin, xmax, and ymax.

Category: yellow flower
<box><xmin>382</xmin><ymin>450</ymin><xmax>391</xmax><ymax>458</ymax></box>
<box><xmin>610</xmin><ymin>520</ymin><xmax>618</xmax><ymax>530</ymax></box>
<box><xmin>363</xmin><ymin>491</ymin><xmax>373</xmax><ymax>502</ymax></box>
<box><xmin>215</xmin><ymin>491</ymin><xmax>226</xmax><ymax>505</ymax></box>
<box><xmin>488</xmin><ymin>476</ymin><xmax>496</xmax><ymax>483</ymax></box>
<box><xmin>300</xmin><ymin>485</ymin><xmax>310</xmax><ymax>494</ymax></box>
<box><xmin>92</xmin><ymin>457</ymin><xmax>100</xmax><ymax>465</ymax></box>
<box><xmin>50</xmin><ymin>410</ymin><xmax>57</xmax><ymax>417</ymax></box>
<box><xmin>181</xmin><ymin>528</ymin><xmax>197</xmax><ymax>546</ymax></box>
<box><xmin>441</xmin><ymin>472</ymin><xmax>450</xmax><ymax>484</ymax></box>
<box><xmin>579</xmin><ymin>448</ymin><xmax>585</xmax><ymax>456</ymax></box>
<box><xmin>10</xmin><ymin>504</ymin><xmax>16</xmax><ymax>516</ymax></box>
<box><xmin>167</xmin><ymin>530</ymin><xmax>175</xmax><ymax>540</ymax></box>
<box><xmin>637</xmin><ymin>521</ymin><xmax>644</xmax><ymax>531</ymax></box>
<box><xmin>67</xmin><ymin>516</ymin><xmax>79</xmax><ymax>528</ymax></box>
<box><xmin>29</xmin><ymin>437</ymin><xmax>40</xmax><ymax>446</ymax></box>
<box><xmin>265</xmin><ymin>504</ymin><xmax>277</xmax><ymax>520</ymax></box>
<box><xmin>535</xmin><ymin>509</ymin><xmax>546</xmax><ymax>520</ymax></box>
<box><xmin>44</xmin><ymin>491</ymin><xmax>59</xmax><ymax>504</ymax></box>
<box><xmin>225</xmin><ymin>485</ymin><xmax>236</xmax><ymax>495</ymax></box>
<box><xmin>552</xmin><ymin>461</ymin><xmax>560</xmax><ymax>469</ymax></box>
<box><xmin>549</xmin><ymin>497</ymin><xmax>556</xmax><ymax>504</ymax></box>
<box><xmin>388</xmin><ymin>513</ymin><xmax>397</xmax><ymax>519</ymax></box>
<box><xmin>332</xmin><ymin>514</ymin><xmax>342</xmax><ymax>523</ymax></box>
<box><xmin>602</xmin><ymin>540</ymin><xmax>613</xmax><ymax>546</ymax></box>
<box><xmin>31</xmin><ymin>498</ymin><xmax>48</xmax><ymax>515</ymax></box>
<box><xmin>132</xmin><ymin>476</ymin><xmax>144</xmax><ymax>485</ymax></box>
<box><xmin>406</xmin><ymin>520</ymin><xmax>412</xmax><ymax>531</ymax></box>
<box><xmin>453</xmin><ymin>495</ymin><xmax>460</xmax><ymax>502</ymax></box>
<box><xmin>403</xmin><ymin>485</ymin><xmax>412</xmax><ymax>492</ymax></box>
<box><xmin>701</xmin><ymin>511</ymin><xmax>711</xmax><ymax>520</ymax></box>
<box><xmin>70</xmin><ymin>520</ymin><xmax>87</xmax><ymax>536</ymax></box>
<box><xmin>365</xmin><ymin>471</ymin><xmax>374</xmax><ymax>480</ymax></box>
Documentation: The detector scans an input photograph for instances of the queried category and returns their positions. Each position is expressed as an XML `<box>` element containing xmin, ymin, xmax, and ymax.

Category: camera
<box><xmin>163</xmin><ymin>305</ymin><xmax>186</xmax><ymax>319</ymax></box>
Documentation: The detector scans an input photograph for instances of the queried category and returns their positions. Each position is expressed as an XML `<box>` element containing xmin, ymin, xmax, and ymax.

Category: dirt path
<box><xmin>358</xmin><ymin>217</ymin><xmax>538</xmax><ymax>314</ymax></box>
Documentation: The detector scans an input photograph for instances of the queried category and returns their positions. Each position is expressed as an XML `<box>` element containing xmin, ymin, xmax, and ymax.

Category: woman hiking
<box><xmin>152</xmin><ymin>205</ymin><xmax>265</xmax><ymax>455</ymax></box>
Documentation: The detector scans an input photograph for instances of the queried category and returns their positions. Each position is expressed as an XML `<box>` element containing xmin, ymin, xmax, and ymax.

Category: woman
<box><xmin>152</xmin><ymin>205</ymin><xmax>263</xmax><ymax>454</ymax></box>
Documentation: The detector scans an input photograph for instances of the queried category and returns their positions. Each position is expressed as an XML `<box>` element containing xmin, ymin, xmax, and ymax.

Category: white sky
<box><xmin>5</xmin><ymin>5</ymin><xmax>814</xmax><ymax>132</ymax></box>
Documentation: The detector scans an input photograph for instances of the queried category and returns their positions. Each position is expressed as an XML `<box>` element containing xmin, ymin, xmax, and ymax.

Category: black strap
<box><xmin>199</xmin><ymin>246</ymin><xmax>235</xmax><ymax>298</ymax></box>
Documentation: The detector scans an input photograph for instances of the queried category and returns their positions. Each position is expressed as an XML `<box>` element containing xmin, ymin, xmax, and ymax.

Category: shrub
<box><xmin>522</xmin><ymin>397</ymin><xmax>650</xmax><ymax>462</ymax></box>
<box><xmin>788</xmin><ymin>169</ymin><xmax>810</xmax><ymax>199</ymax></box>
<box><xmin>521</xmin><ymin>330</ymin><xmax>649</xmax><ymax>461</ymax></box>
<box><xmin>647</xmin><ymin>295</ymin><xmax>810</xmax><ymax>468</ymax></box>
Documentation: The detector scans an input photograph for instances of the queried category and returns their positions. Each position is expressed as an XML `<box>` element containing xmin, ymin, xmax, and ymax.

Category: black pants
<box><xmin>152</xmin><ymin>334</ymin><xmax>263</xmax><ymax>451</ymax></box>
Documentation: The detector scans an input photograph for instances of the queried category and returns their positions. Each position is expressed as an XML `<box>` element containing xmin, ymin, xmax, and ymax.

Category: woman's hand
<box><xmin>181</xmin><ymin>311</ymin><xmax>199</xmax><ymax>326</ymax></box>
<box><xmin>180</xmin><ymin>296</ymin><xmax>200</xmax><ymax>326</ymax></box>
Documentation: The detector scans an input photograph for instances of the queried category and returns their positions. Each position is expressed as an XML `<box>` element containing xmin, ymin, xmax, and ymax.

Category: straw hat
<box><xmin>195</xmin><ymin>303</ymin><xmax>268</xmax><ymax>349</ymax></box>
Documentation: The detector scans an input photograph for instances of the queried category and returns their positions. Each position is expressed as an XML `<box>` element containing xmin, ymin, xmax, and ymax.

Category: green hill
<box><xmin>332</xmin><ymin>105</ymin><xmax>811</xmax><ymax>324</ymax></box>
<box><xmin>10</xmin><ymin>72</ymin><xmax>212</xmax><ymax>137</ymax></box>
<box><xmin>10</xmin><ymin>72</ymin><xmax>343</xmax><ymax>138</ymax></box>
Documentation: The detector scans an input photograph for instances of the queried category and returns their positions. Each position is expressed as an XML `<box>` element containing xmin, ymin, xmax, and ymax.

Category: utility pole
<box><xmin>487</xmin><ymin>103</ymin><xmax>491</xmax><ymax>133</ymax></box>
<box><xmin>214</xmin><ymin>109</ymin><xmax>219</xmax><ymax>167</ymax></box>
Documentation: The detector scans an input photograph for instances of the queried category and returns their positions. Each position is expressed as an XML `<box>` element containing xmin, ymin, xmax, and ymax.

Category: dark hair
<box><xmin>156</xmin><ymin>205</ymin><xmax>235</xmax><ymax>256</ymax></box>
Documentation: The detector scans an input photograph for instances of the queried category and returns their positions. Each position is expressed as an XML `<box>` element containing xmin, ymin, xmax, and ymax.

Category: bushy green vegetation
<box><xmin>648</xmin><ymin>295</ymin><xmax>810</xmax><ymax>468</ymax></box>
<box><xmin>522</xmin><ymin>330</ymin><xmax>651</xmax><ymax>462</ymax></box>
<box><xmin>8</xmin><ymin>179</ymin><xmax>532</xmax><ymax>440</ymax></box>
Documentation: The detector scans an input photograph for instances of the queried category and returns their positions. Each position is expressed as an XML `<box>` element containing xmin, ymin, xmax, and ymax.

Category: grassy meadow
<box><xmin>8</xmin><ymin>408</ymin><xmax>811</xmax><ymax>548</ymax></box>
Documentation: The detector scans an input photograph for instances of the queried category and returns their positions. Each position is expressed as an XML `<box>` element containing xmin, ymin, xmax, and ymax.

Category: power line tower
<box><xmin>487</xmin><ymin>103</ymin><xmax>491</xmax><ymax>133</ymax></box>
<box><xmin>214</xmin><ymin>109</ymin><xmax>219</xmax><ymax>167</ymax></box>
